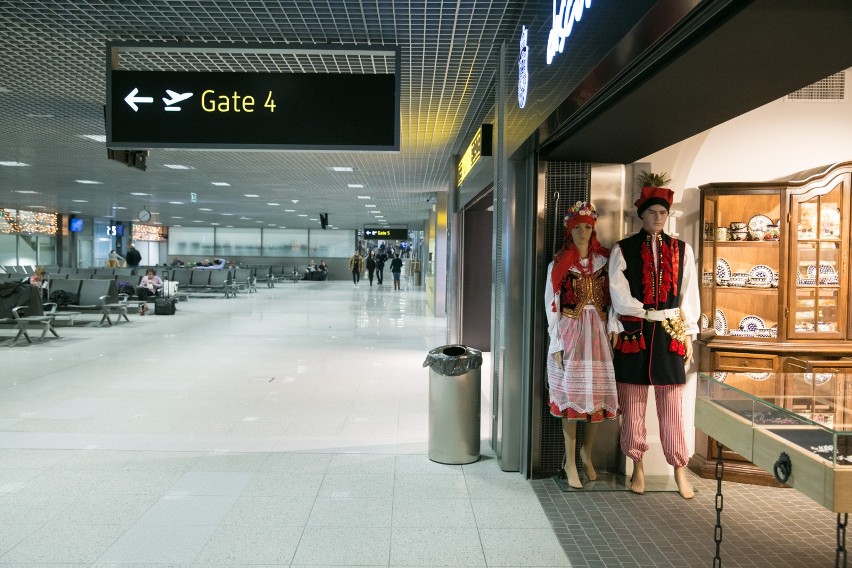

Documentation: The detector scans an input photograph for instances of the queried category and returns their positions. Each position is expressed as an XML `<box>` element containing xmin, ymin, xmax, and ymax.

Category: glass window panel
<box><xmin>0</xmin><ymin>234</ymin><xmax>17</xmax><ymax>266</ymax></box>
<box><xmin>794</xmin><ymin>242</ymin><xmax>818</xmax><ymax>284</ymax></box>
<box><xmin>309</xmin><ymin>230</ymin><xmax>355</xmax><ymax>258</ymax></box>
<box><xmin>819</xmin><ymin>183</ymin><xmax>842</xmax><ymax>239</ymax></box>
<box><xmin>262</xmin><ymin>229</ymin><xmax>308</xmax><ymax>257</ymax></box>
<box><xmin>16</xmin><ymin>235</ymin><xmax>38</xmax><ymax>266</ymax></box>
<box><xmin>794</xmin><ymin>288</ymin><xmax>817</xmax><ymax>332</ymax></box>
<box><xmin>816</xmin><ymin>288</ymin><xmax>840</xmax><ymax>333</ymax></box>
<box><xmin>215</xmin><ymin>228</ymin><xmax>261</xmax><ymax>256</ymax></box>
<box><xmin>169</xmin><ymin>227</ymin><xmax>215</xmax><ymax>256</ymax></box>
<box><xmin>37</xmin><ymin>236</ymin><xmax>55</xmax><ymax>266</ymax></box>
<box><xmin>797</xmin><ymin>200</ymin><xmax>818</xmax><ymax>238</ymax></box>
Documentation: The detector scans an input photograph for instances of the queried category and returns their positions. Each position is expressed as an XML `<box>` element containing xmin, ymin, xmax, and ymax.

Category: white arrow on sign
<box><xmin>124</xmin><ymin>88</ymin><xmax>154</xmax><ymax>112</ymax></box>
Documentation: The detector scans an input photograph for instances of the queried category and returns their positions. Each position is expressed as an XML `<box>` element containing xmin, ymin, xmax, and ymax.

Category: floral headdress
<box><xmin>563</xmin><ymin>201</ymin><xmax>598</xmax><ymax>233</ymax></box>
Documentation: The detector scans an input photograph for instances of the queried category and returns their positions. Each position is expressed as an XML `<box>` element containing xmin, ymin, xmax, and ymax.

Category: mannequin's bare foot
<box><xmin>579</xmin><ymin>447</ymin><xmax>597</xmax><ymax>481</ymax></box>
<box><xmin>629</xmin><ymin>461</ymin><xmax>645</xmax><ymax>494</ymax></box>
<box><xmin>674</xmin><ymin>466</ymin><xmax>694</xmax><ymax>499</ymax></box>
<box><xmin>565</xmin><ymin>465</ymin><xmax>583</xmax><ymax>489</ymax></box>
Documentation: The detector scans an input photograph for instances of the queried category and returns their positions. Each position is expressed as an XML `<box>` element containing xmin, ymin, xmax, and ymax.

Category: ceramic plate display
<box><xmin>739</xmin><ymin>315</ymin><xmax>765</xmax><ymax>332</ymax></box>
<box><xmin>747</xmin><ymin>214</ymin><xmax>773</xmax><ymax>233</ymax></box>
<box><xmin>729</xmin><ymin>329</ymin><xmax>754</xmax><ymax>337</ymax></box>
<box><xmin>714</xmin><ymin>309</ymin><xmax>728</xmax><ymax>335</ymax></box>
<box><xmin>747</xmin><ymin>265</ymin><xmax>773</xmax><ymax>286</ymax></box>
<box><xmin>746</xmin><ymin>372</ymin><xmax>771</xmax><ymax>381</ymax></box>
<box><xmin>804</xmin><ymin>373</ymin><xmax>834</xmax><ymax>386</ymax></box>
<box><xmin>713</xmin><ymin>372</ymin><xmax>728</xmax><ymax>383</ymax></box>
<box><xmin>807</xmin><ymin>263</ymin><xmax>838</xmax><ymax>284</ymax></box>
<box><xmin>700</xmin><ymin>314</ymin><xmax>709</xmax><ymax>330</ymax></box>
<box><xmin>716</xmin><ymin>257</ymin><xmax>732</xmax><ymax>282</ymax></box>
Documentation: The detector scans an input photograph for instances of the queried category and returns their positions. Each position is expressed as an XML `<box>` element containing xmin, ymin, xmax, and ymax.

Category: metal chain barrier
<box><xmin>837</xmin><ymin>513</ymin><xmax>848</xmax><ymax>568</ymax></box>
<box><xmin>713</xmin><ymin>441</ymin><xmax>724</xmax><ymax>568</ymax></box>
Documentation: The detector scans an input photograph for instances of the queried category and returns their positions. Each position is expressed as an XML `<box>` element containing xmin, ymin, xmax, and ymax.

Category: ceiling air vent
<box><xmin>786</xmin><ymin>71</ymin><xmax>845</xmax><ymax>102</ymax></box>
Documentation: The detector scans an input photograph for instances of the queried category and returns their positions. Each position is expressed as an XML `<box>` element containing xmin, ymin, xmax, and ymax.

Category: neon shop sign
<box><xmin>547</xmin><ymin>0</ymin><xmax>592</xmax><ymax>65</ymax></box>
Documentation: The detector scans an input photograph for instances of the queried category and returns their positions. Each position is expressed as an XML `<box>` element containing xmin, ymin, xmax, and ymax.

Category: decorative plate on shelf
<box><xmin>747</xmin><ymin>265</ymin><xmax>773</xmax><ymax>286</ymax></box>
<box><xmin>807</xmin><ymin>263</ymin><xmax>838</xmax><ymax>284</ymax></box>
<box><xmin>804</xmin><ymin>373</ymin><xmax>834</xmax><ymax>386</ymax></box>
<box><xmin>713</xmin><ymin>372</ymin><xmax>728</xmax><ymax>383</ymax></box>
<box><xmin>700</xmin><ymin>314</ymin><xmax>709</xmax><ymax>330</ymax></box>
<box><xmin>739</xmin><ymin>315</ymin><xmax>765</xmax><ymax>332</ymax></box>
<box><xmin>746</xmin><ymin>372</ymin><xmax>771</xmax><ymax>381</ymax></box>
<box><xmin>716</xmin><ymin>257</ymin><xmax>732</xmax><ymax>282</ymax></box>
<box><xmin>714</xmin><ymin>309</ymin><xmax>728</xmax><ymax>335</ymax></box>
<box><xmin>747</xmin><ymin>214</ymin><xmax>773</xmax><ymax>233</ymax></box>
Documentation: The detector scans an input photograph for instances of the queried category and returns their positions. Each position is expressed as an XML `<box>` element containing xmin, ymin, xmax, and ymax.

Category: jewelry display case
<box><xmin>696</xmin><ymin>371</ymin><xmax>852</xmax><ymax>512</ymax></box>
<box><xmin>692</xmin><ymin>162</ymin><xmax>852</xmax><ymax>484</ymax></box>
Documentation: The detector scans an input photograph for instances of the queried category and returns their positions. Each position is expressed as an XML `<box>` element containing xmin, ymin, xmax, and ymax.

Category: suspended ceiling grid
<box><xmin>0</xmin><ymin>0</ymin><xmax>645</xmax><ymax>230</ymax></box>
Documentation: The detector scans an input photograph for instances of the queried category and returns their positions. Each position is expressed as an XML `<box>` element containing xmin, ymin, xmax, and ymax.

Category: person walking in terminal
<box><xmin>390</xmin><ymin>254</ymin><xmax>403</xmax><ymax>290</ymax></box>
<box><xmin>125</xmin><ymin>242</ymin><xmax>142</xmax><ymax>268</ymax></box>
<box><xmin>366</xmin><ymin>250</ymin><xmax>377</xmax><ymax>286</ymax></box>
<box><xmin>375</xmin><ymin>247</ymin><xmax>387</xmax><ymax>285</ymax></box>
<box><xmin>608</xmin><ymin>177</ymin><xmax>700</xmax><ymax>499</ymax></box>
<box><xmin>349</xmin><ymin>250</ymin><xmax>363</xmax><ymax>285</ymax></box>
<box><xmin>545</xmin><ymin>201</ymin><xmax>619</xmax><ymax>489</ymax></box>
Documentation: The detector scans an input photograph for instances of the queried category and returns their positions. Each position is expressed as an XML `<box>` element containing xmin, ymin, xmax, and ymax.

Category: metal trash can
<box><xmin>423</xmin><ymin>345</ymin><xmax>483</xmax><ymax>464</ymax></box>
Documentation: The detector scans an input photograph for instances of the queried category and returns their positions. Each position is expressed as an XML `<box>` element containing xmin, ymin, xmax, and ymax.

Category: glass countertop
<box><xmin>698</xmin><ymin>371</ymin><xmax>852</xmax><ymax>465</ymax></box>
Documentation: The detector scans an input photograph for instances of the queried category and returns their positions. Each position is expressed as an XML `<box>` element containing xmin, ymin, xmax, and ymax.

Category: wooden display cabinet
<box><xmin>691</xmin><ymin>162</ymin><xmax>852</xmax><ymax>484</ymax></box>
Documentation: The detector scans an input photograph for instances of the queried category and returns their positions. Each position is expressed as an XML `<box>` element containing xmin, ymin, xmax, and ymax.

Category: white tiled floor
<box><xmin>0</xmin><ymin>272</ymin><xmax>569</xmax><ymax>566</ymax></box>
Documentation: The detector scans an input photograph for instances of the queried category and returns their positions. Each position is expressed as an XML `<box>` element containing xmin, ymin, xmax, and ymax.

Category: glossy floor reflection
<box><xmin>0</xmin><ymin>273</ymin><xmax>569</xmax><ymax>566</ymax></box>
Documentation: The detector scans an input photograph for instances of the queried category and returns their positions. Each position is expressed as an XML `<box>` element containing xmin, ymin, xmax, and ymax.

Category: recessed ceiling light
<box><xmin>285</xmin><ymin>209</ymin><xmax>295</xmax><ymax>212</ymax></box>
<box><xmin>70</xmin><ymin>210</ymin><xmax>82</xmax><ymax>214</ymax></box>
<box><xmin>27</xmin><ymin>205</ymin><xmax>46</xmax><ymax>209</ymax></box>
<box><xmin>72</xmin><ymin>199</ymin><xmax>88</xmax><ymax>203</ymax></box>
<box><xmin>309</xmin><ymin>218</ymin><xmax>318</xmax><ymax>221</ymax></box>
<box><xmin>226</xmin><ymin>225</ymin><xmax>234</xmax><ymax>228</ymax></box>
<box><xmin>291</xmin><ymin>199</ymin><xmax>299</xmax><ymax>204</ymax></box>
<box><xmin>244</xmin><ymin>194</ymin><xmax>259</xmax><ymax>198</ymax></box>
<box><xmin>330</xmin><ymin>166</ymin><xmax>354</xmax><ymax>172</ymax></box>
<box><xmin>169</xmin><ymin>201</ymin><xmax>184</xmax><ymax>205</ymax></box>
<box><xmin>210</xmin><ymin>222</ymin><xmax>219</xmax><ymax>226</ymax></box>
<box><xmin>1</xmin><ymin>161</ymin><xmax>30</xmax><ymax>167</ymax></box>
<box><xmin>81</xmin><ymin>134</ymin><xmax>106</xmax><ymax>143</ymax></box>
<box><xmin>278</xmin><ymin>226</ymin><xmax>286</xmax><ymax>228</ymax></box>
<box><xmin>348</xmin><ymin>184</ymin><xmax>364</xmax><ymax>188</ymax></box>
<box><xmin>255</xmin><ymin>220</ymin><xmax>263</xmax><ymax>223</ymax></box>
<box><xmin>129</xmin><ymin>192</ymin><xmax>148</xmax><ymax>195</ymax></box>
<box><xmin>193</xmin><ymin>220</ymin><xmax>203</xmax><ymax>223</ymax></box>
<box><xmin>357</xmin><ymin>195</ymin><xmax>370</xmax><ymax>199</ymax></box>
<box><xmin>220</xmin><ymin>213</ymin><xmax>234</xmax><ymax>216</ymax></box>
<box><xmin>113</xmin><ymin>206</ymin><xmax>127</xmax><ymax>210</ymax></box>
<box><xmin>298</xmin><ymin>214</ymin><xmax>308</xmax><ymax>217</ymax></box>
<box><xmin>268</xmin><ymin>223</ymin><xmax>276</xmax><ymax>226</ymax></box>
<box><xmin>198</xmin><ymin>208</ymin><xmax>212</xmax><ymax>211</ymax></box>
<box><xmin>15</xmin><ymin>190</ymin><xmax>38</xmax><ymax>194</ymax></box>
<box><xmin>365</xmin><ymin>204</ymin><xmax>376</xmax><ymax>208</ymax></box>
<box><xmin>26</xmin><ymin>113</ymin><xmax>54</xmax><ymax>118</ymax></box>
<box><xmin>76</xmin><ymin>179</ymin><xmax>103</xmax><ymax>185</ymax></box>
<box><xmin>239</xmin><ymin>216</ymin><xmax>250</xmax><ymax>220</ymax></box>
<box><xmin>163</xmin><ymin>164</ymin><xmax>193</xmax><ymax>170</ymax></box>
<box><xmin>211</xmin><ymin>182</ymin><xmax>230</xmax><ymax>187</ymax></box>
<box><xmin>372</xmin><ymin>211</ymin><xmax>382</xmax><ymax>214</ymax></box>
<box><xmin>171</xmin><ymin>216</ymin><xmax>183</xmax><ymax>219</ymax></box>
<box><xmin>267</xmin><ymin>203</ymin><xmax>280</xmax><ymax>206</ymax></box>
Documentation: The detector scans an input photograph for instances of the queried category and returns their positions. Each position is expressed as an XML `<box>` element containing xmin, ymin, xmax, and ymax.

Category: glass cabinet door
<box><xmin>699</xmin><ymin>196</ymin><xmax>717</xmax><ymax>338</ymax></box>
<box><xmin>789</xmin><ymin>178</ymin><xmax>848</xmax><ymax>339</ymax></box>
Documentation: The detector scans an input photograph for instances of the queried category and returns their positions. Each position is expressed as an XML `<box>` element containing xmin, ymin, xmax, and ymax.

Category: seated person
<box><xmin>315</xmin><ymin>260</ymin><xmax>328</xmax><ymax>280</ymax></box>
<box><xmin>305</xmin><ymin>260</ymin><xmax>317</xmax><ymax>279</ymax></box>
<box><xmin>170</xmin><ymin>257</ymin><xmax>184</xmax><ymax>267</ymax></box>
<box><xmin>26</xmin><ymin>266</ymin><xmax>49</xmax><ymax>299</ymax></box>
<box><xmin>136</xmin><ymin>268</ymin><xmax>163</xmax><ymax>300</ymax></box>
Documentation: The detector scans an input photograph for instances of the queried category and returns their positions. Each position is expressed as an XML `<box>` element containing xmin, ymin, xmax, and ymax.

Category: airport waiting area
<box><xmin>0</xmin><ymin>266</ymin><xmax>840</xmax><ymax>566</ymax></box>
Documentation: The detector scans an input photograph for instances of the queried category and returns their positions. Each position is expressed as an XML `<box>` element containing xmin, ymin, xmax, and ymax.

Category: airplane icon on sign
<box><xmin>163</xmin><ymin>90</ymin><xmax>193</xmax><ymax>111</ymax></box>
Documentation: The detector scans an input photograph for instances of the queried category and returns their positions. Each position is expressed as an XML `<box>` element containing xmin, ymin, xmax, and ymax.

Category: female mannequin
<box><xmin>545</xmin><ymin>202</ymin><xmax>619</xmax><ymax>488</ymax></box>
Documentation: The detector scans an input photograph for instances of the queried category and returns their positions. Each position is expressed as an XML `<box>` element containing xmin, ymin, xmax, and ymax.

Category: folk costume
<box><xmin>545</xmin><ymin>202</ymin><xmax>619</xmax><ymax>423</ymax></box>
<box><xmin>608</xmin><ymin>186</ymin><xmax>700</xmax><ymax>468</ymax></box>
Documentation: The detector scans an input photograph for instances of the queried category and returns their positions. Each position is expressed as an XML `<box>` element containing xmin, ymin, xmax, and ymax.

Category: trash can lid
<box><xmin>423</xmin><ymin>344</ymin><xmax>483</xmax><ymax>376</ymax></box>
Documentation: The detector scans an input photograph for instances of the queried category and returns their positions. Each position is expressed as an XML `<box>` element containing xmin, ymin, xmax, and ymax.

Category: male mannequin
<box><xmin>608</xmin><ymin>185</ymin><xmax>700</xmax><ymax>499</ymax></box>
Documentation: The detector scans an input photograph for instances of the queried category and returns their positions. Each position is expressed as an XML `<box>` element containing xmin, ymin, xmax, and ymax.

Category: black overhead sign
<box><xmin>106</xmin><ymin>43</ymin><xmax>400</xmax><ymax>151</ymax></box>
<box><xmin>364</xmin><ymin>227</ymin><xmax>408</xmax><ymax>240</ymax></box>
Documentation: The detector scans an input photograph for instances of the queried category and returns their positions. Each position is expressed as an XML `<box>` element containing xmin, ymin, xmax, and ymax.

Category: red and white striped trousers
<box><xmin>616</xmin><ymin>382</ymin><xmax>689</xmax><ymax>467</ymax></box>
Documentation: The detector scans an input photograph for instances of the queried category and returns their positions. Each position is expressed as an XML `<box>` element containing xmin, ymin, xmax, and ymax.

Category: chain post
<box><xmin>837</xmin><ymin>513</ymin><xmax>848</xmax><ymax>568</ymax></box>
<box><xmin>713</xmin><ymin>441</ymin><xmax>724</xmax><ymax>568</ymax></box>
